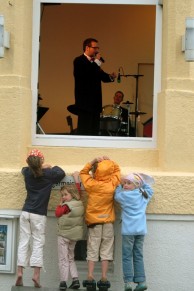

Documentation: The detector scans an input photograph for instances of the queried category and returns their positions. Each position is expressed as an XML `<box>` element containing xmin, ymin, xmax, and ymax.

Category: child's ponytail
<box><xmin>26</xmin><ymin>156</ymin><xmax>43</xmax><ymax>178</ymax></box>
<box><xmin>26</xmin><ymin>149</ymin><xmax>44</xmax><ymax>178</ymax></box>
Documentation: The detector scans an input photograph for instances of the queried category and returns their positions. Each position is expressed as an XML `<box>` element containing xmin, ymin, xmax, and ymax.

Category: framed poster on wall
<box><xmin>0</xmin><ymin>216</ymin><xmax>17</xmax><ymax>273</ymax></box>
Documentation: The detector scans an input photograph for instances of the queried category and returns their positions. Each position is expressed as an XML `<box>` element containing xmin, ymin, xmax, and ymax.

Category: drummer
<box><xmin>113</xmin><ymin>91</ymin><xmax>128</xmax><ymax>123</ymax></box>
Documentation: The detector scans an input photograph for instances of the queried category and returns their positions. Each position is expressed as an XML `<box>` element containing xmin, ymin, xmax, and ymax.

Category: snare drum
<box><xmin>102</xmin><ymin>105</ymin><xmax>122</xmax><ymax>119</ymax></box>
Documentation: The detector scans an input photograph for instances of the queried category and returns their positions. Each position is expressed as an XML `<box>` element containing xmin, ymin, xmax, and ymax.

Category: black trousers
<box><xmin>77</xmin><ymin>111</ymin><xmax>100</xmax><ymax>136</ymax></box>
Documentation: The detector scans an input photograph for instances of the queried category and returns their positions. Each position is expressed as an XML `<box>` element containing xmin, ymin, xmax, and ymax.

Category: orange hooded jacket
<box><xmin>80</xmin><ymin>160</ymin><xmax>121</xmax><ymax>226</ymax></box>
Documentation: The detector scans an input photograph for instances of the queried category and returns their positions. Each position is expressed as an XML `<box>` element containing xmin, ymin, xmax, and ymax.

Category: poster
<box><xmin>0</xmin><ymin>225</ymin><xmax>7</xmax><ymax>265</ymax></box>
<box><xmin>0</xmin><ymin>218</ymin><xmax>17</xmax><ymax>273</ymax></box>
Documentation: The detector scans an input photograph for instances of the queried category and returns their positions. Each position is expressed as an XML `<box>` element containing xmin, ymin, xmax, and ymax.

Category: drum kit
<box><xmin>99</xmin><ymin>102</ymin><xmax>146</xmax><ymax>137</ymax></box>
<box><xmin>100</xmin><ymin>104</ymin><xmax>122</xmax><ymax>136</ymax></box>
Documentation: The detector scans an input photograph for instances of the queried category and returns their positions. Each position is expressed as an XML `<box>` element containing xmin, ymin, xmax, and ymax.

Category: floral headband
<box><xmin>27</xmin><ymin>149</ymin><xmax>44</xmax><ymax>160</ymax></box>
<box><xmin>123</xmin><ymin>173</ymin><xmax>143</xmax><ymax>188</ymax></box>
<box><xmin>122</xmin><ymin>173</ymin><xmax>154</xmax><ymax>188</ymax></box>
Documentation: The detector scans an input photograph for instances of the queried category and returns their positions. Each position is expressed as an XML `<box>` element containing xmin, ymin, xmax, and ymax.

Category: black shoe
<box><xmin>69</xmin><ymin>280</ymin><xmax>80</xmax><ymax>289</ymax></box>
<box><xmin>97</xmin><ymin>280</ymin><xmax>111</xmax><ymax>288</ymax></box>
<box><xmin>59</xmin><ymin>281</ymin><xmax>67</xmax><ymax>290</ymax></box>
<box><xmin>83</xmin><ymin>279</ymin><xmax>96</xmax><ymax>289</ymax></box>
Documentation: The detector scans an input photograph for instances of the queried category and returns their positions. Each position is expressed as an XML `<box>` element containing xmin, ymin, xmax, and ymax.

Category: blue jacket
<box><xmin>115</xmin><ymin>184</ymin><xmax>153</xmax><ymax>235</ymax></box>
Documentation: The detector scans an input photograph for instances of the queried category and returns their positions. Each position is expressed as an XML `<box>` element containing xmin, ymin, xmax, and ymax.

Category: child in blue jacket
<box><xmin>115</xmin><ymin>173</ymin><xmax>154</xmax><ymax>291</ymax></box>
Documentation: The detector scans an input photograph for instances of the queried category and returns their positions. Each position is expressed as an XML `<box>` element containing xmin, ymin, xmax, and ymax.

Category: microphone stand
<box><xmin>120</xmin><ymin>74</ymin><xmax>143</xmax><ymax>137</ymax></box>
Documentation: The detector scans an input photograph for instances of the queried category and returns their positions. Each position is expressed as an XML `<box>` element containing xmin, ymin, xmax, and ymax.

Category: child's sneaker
<box><xmin>69</xmin><ymin>279</ymin><xmax>80</xmax><ymax>289</ymax></box>
<box><xmin>97</xmin><ymin>278</ymin><xmax>111</xmax><ymax>287</ymax></box>
<box><xmin>134</xmin><ymin>282</ymin><xmax>147</xmax><ymax>291</ymax></box>
<box><xmin>100</xmin><ymin>278</ymin><xmax>108</xmax><ymax>282</ymax></box>
<box><xmin>83</xmin><ymin>277</ymin><xmax>96</xmax><ymax>290</ymax></box>
<box><xmin>59</xmin><ymin>281</ymin><xmax>67</xmax><ymax>290</ymax></box>
<box><xmin>97</xmin><ymin>279</ymin><xmax>111</xmax><ymax>291</ymax></box>
<box><xmin>124</xmin><ymin>282</ymin><xmax>133</xmax><ymax>291</ymax></box>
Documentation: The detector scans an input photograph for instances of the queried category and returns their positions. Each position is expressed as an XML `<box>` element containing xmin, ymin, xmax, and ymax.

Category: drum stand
<box><xmin>120</xmin><ymin>74</ymin><xmax>143</xmax><ymax>137</ymax></box>
<box><xmin>127</xmin><ymin>106</ymin><xmax>130</xmax><ymax>136</ymax></box>
<box><xmin>121</xmin><ymin>102</ymin><xmax>131</xmax><ymax>136</ymax></box>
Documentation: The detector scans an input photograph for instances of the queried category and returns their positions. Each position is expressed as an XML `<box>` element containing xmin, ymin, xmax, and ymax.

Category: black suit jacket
<box><xmin>74</xmin><ymin>54</ymin><xmax>113</xmax><ymax>113</ymax></box>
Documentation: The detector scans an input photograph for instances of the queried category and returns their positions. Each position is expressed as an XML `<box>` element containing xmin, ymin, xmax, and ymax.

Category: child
<box><xmin>79</xmin><ymin>156</ymin><xmax>120</xmax><ymax>289</ymax></box>
<box><xmin>55</xmin><ymin>172</ymin><xmax>84</xmax><ymax>290</ymax></box>
<box><xmin>114</xmin><ymin>173</ymin><xmax>154</xmax><ymax>291</ymax></box>
<box><xmin>15</xmin><ymin>149</ymin><xmax>65</xmax><ymax>288</ymax></box>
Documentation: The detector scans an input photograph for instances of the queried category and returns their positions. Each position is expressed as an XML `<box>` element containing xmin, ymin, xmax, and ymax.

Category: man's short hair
<box><xmin>83</xmin><ymin>38</ymin><xmax>98</xmax><ymax>51</ymax></box>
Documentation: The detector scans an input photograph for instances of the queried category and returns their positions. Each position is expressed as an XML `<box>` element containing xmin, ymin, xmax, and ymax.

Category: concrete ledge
<box><xmin>11</xmin><ymin>287</ymin><xmax>80</xmax><ymax>291</ymax></box>
<box><xmin>12</xmin><ymin>287</ymin><xmax>53</xmax><ymax>291</ymax></box>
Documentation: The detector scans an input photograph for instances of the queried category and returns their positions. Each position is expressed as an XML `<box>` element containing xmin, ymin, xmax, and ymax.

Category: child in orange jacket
<box><xmin>80</xmin><ymin>156</ymin><xmax>120</xmax><ymax>289</ymax></box>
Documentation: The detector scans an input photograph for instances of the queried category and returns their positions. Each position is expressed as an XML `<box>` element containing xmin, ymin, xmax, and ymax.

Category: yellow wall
<box><xmin>0</xmin><ymin>0</ymin><xmax>194</xmax><ymax>215</ymax></box>
<box><xmin>158</xmin><ymin>0</ymin><xmax>194</xmax><ymax>171</ymax></box>
<box><xmin>0</xmin><ymin>0</ymin><xmax>32</xmax><ymax>167</ymax></box>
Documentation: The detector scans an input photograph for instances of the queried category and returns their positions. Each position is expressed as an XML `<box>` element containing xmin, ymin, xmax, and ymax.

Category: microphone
<box><xmin>117</xmin><ymin>69</ymin><xmax>121</xmax><ymax>83</ymax></box>
<box><xmin>100</xmin><ymin>57</ymin><xmax>105</xmax><ymax>63</ymax></box>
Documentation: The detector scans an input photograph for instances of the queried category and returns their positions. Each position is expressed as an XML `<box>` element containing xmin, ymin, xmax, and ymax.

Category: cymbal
<box><xmin>122</xmin><ymin>101</ymin><xmax>134</xmax><ymax>109</ymax></box>
<box><xmin>130</xmin><ymin>111</ymin><xmax>147</xmax><ymax>116</ymax></box>
<box><xmin>122</xmin><ymin>101</ymin><xmax>133</xmax><ymax>105</ymax></box>
<box><xmin>67</xmin><ymin>104</ymin><xmax>78</xmax><ymax>115</ymax></box>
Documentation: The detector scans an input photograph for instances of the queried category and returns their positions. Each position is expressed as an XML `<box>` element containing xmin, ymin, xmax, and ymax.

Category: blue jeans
<box><xmin>122</xmin><ymin>235</ymin><xmax>145</xmax><ymax>283</ymax></box>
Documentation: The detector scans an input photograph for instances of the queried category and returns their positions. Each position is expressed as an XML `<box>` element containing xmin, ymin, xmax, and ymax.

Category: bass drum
<box><xmin>100</xmin><ymin>117</ymin><xmax>121</xmax><ymax>133</ymax></box>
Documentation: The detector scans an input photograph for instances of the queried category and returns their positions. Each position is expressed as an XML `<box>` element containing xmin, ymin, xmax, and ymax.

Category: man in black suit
<box><xmin>73</xmin><ymin>38</ymin><xmax>116</xmax><ymax>135</ymax></box>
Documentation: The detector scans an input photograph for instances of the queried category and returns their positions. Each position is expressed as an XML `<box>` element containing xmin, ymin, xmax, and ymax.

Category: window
<box><xmin>32</xmin><ymin>0</ymin><xmax>162</xmax><ymax>148</ymax></box>
<box><xmin>0</xmin><ymin>217</ymin><xmax>17</xmax><ymax>273</ymax></box>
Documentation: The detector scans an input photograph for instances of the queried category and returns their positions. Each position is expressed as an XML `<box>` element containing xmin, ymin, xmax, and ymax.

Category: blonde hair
<box><xmin>60</xmin><ymin>184</ymin><xmax>80</xmax><ymax>200</ymax></box>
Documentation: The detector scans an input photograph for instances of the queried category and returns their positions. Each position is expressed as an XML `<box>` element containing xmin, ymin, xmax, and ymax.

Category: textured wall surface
<box><xmin>1</xmin><ymin>170</ymin><xmax>194</xmax><ymax>214</ymax></box>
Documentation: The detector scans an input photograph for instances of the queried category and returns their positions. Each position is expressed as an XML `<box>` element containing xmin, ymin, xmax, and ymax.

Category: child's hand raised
<box><xmin>42</xmin><ymin>164</ymin><xmax>52</xmax><ymax>169</ymax></box>
<box><xmin>72</xmin><ymin>171</ymin><xmax>80</xmax><ymax>183</ymax></box>
<box><xmin>90</xmin><ymin>156</ymin><xmax>110</xmax><ymax>165</ymax></box>
<box><xmin>102</xmin><ymin>156</ymin><xmax>110</xmax><ymax>160</ymax></box>
<box><xmin>90</xmin><ymin>158</ymin><xmax>98</xmax><ymax>165</ymax></box>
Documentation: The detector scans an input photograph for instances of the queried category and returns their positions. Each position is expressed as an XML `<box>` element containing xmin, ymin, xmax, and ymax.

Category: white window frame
<box><xmin>31</xmin><ymin>0</ymin><xmax>162</xmax><ymax>149</ymax></box>
<box><xmin>0</xmin><ymin>216</ymin><xmax>17</xmax><ymax>273</ymax></box>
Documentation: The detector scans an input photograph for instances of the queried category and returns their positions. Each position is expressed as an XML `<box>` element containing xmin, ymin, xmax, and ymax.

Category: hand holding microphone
<box><xmin>95</xmin><ymin>52</ymin><xmax>105</xmax><ymax>63</ymax></box>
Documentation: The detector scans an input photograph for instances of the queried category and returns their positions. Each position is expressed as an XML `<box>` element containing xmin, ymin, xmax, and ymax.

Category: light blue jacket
<box><xmin>115</xmin><ymin>184</ymin><xmax>153</xmax><ymax>235</ymax></box>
